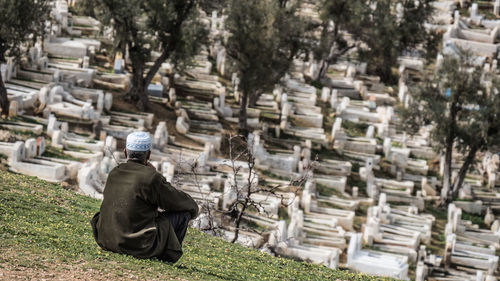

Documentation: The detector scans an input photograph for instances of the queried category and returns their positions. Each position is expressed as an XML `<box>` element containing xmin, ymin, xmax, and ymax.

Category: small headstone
<box><xmin>175</xmin><ymin>116</ymin><xmax>189</xmax><ymax>135</ymax></box>
<box><xmin>454</xmin><ymin>10</ymin><xmax>460</xmax><ymax>27</ymax></box>
<box><xmin>38</xmin><ymin>56</ymin><xmax>49</xmax><ymax>70</ymax></box>
<box><xmin>321</xmin><ymin>87</ymin><xmax>331</xmax><ymax>102</ymax></box>
<box><xmin>368</xmin><ymin>95</ymin><xmax>376</xmax><ymax>110</ymax></box>
<box><xmin>219</xmin><ymin>87</ymin><xmax>226</xmax><ymax>108</ymax></box>
<box><xmin>36</xmin><ymin>137</ymin><xmax>45</xmax><ymax>156</ymax></box>
<box><xmin>0</xmin><ymin>64</ymin><xmax>7</xmax><ymax>82</ymax></box>
<box><xmin>153</xmin><ymin>121</ymin><xmax>168</xmax><ymax>150</ymax></box>
<box><xmin>211</xmin><ymin>10</ymin><xmax>218</xmax><ymax>31</ymax></box>
<box><xmin>352</xmin><ymin>187</ymin><xmax>358</xmax><ymax>199</ymax></box>
<box><xmin>330</xmin><ymin>89</ymin><xmax>338</xmax><ymax>108</ymax></box>
<box><xmin>168</xmin><ymin>88</ymin><xmax>176</xmax><ymax>104</ymax></box>
<box><xmin>421</xmin><ymin>178</ymin><xmax>437</xmax><ymax>197</ymax></box>
<box><xmin>436</xmin><ymin>54</ymin><xmax>444</xmax><ymax>70</ymax></box>
<box><xmin>113</xmin><ymin>59</ymin><xmax>124</xmax><ymax>74</ymax></box>
<box><xmin>396</xmin><ymin>171</ymin><xmax>403</xmax><ymax>181</ymax></box>
<box><xmin>147</xmin><ymin>84</ymin><xmax>163</xmax><ymax>97</ymax></box>
<box><xmin>346</xmin><ymin>65</ymin><xmax>356</xmax><ymax>79</ymax></box>
<box><xmin>383</xmin><ymin>138</ymin><xmax>392</xmax><ymax>158</ymax></box>
<box><xmin>8</xmin><ymin>101</ymin><xmax>18</xmax><ymax>117</ymax></box>
<box><xmin>105</xmin><ymin>136</ymin><xmax>116</xmax><ymax>151</ymax></box>
<box><xmin>25</xmin><ymin>138</ymin><xmax>37</xmax><ymax>158</ymax></box>
<box><xmin>471</xmin><ymin>3</ymin><xmax>478</xmax><ymax>19</ymax></box>
<box><xmin>60</xmin><ymin>122</ymin><xmax>68</xmax><ymax>133</ymax></box>
<box><xmin>161</xmin><ymin>77</ymin><xmax>170</xmax><ymax>89</ymax></box>
<box><xmin>83</xmin><ymin>56</ymin><xmax>90</xmax><ymax>68</ymax></box>
<box><xmin>53</xmin><ymin>70</ymin><xmax>61</xmax><ymax>83</ymax></box>
<box><xmin>52</xmin><ymin>130</ymin><xmax>64</xmax><ymax>149</ymax></box>
<box><xmin>491</xmin><ymin>220</ymin><xmax>500</xmax><ymax>232</ymax></box>
<box><xmin>365</xmin><ymin>125</ymin><xmax>375</xmax><ymax>139</ymax></box>
<box><xmin>104</xmin><ymin>93</ymin><xmax>113</xmax><ymax>111</ymax></box>
<box><xmin>396</xmin><ymin>3</ymin><xmax>404</xmax><ymax>21</ymax></box>
<box><xmin>485</xmin><ymin>208</ymin><xmax>495</xmax><ymax>227</ymax></box>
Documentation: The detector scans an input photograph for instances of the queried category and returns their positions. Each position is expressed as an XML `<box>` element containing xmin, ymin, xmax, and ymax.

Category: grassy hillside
<box><xmin>0</xmin><ymin>171</ymin><xmax>390</xmax><ymax>280</ymax></box>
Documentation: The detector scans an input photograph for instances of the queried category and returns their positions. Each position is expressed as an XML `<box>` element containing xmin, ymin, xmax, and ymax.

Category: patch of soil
<box><xmin>109</xmin><ymin>92</ymin><xmax>202</xmax><ymax>149</ymax></box>
<box><xmin>0</xmin><ymin>263</ymin><xmax>117</xmax><ymax>281</ymax></box>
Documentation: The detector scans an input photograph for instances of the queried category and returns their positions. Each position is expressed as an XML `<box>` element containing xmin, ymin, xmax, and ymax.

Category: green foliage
<box><xmin>313</xmin><ymin>0</ymin><xmax>434</xmax><ymax>82</ymax></box>
<box><xmin>225</xmin><ymin>0</ymin><xmax>306</xmax><ymax>130</ymax></box>
<box><xmin>424</xmin><ymin>30</ymin><xmax>443</xmax><ymax>62</ymax></box>
<box><xmin>403</xmin><ymin>50</ymin><xmax>500</xmax><ymax>155</ymax></box>
<box><xmin>312</xmin><ymin>0</ymin><xmax>368</xmax><ymax>78</ymax></box>
<box><xmin>199</xmin><ymin>0</ymin><xmax>227</xmax><ymax>14</ymax></box>
<box><xmin>0</xmin><ymin>0</ymin><xmax>49</xmax><ymax>62</ymax></box>
<box><xmin>0</xmin><ymin>0</ymin><xmax>49</xmax><ymax>114</ymax></box>
<box><xmin>0</xmin><ymin>171</ymin><xmax>388</xmax><ymax>280</ymax></box>
<box><xmin>358</xmin><ymin>0</ymin><xmax>435</xmax><ymax>83</ymax></box>
<box><xmin>402</xmin><ymin>50</ymin><xmax>500</xmax><ymax>202</ymax></box>
<box><xmin>461</xmin><ymin>211</ymin><xmax>487</xmax><ymax>229</ymax></box>
<box><xmin>86</xmin><ymin>0</ymin><xmax>206</xmax><ymax>108</ymax></box>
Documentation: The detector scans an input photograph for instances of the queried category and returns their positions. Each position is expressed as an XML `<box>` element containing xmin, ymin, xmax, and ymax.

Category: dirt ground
<box><xmin>109</xmin><ymin>92</ymin><xmax>202</xmax><ymax>149</ymax></box>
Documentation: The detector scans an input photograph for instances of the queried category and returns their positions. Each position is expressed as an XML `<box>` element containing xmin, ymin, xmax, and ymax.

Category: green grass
<box><xmin>461</xmin><ymin>211</ymin><xmax>487</xmax><ymax>229</ymax></box>
<box><xmin>316</xmin><ymin>183</ymin><xmax>347</xmax><ymax>198</ymax></box>
<box><xmin>424</xmin><ymin>205</ymin><xmax>447</xmax><ymax>256</ymax></box>
<box><xmin>259</xmin><ymin>169</ymin><xmax>290</xmax><ymax>181</ymax></box>
<box><xmin>41</xmin><ymin>146</ymin><xmax>82</xmax><ymax>161</ymax></box>
<box><xmin>0</xmin><ymin>171</ymin><xmax>390</xmax><ymax>280</ymax></box>
<box><xmin>342</xmin><ymin>120</ymin><xmax>368</xmax><ymax>137</ymax></box>
<box><xmin>347</xmin><ymin>176</ymin><xmax>367</xmax><ymax>196</ymax></box>
<box><xmin>278</xmin><ymin>206</ymin><xmax>290</xmax><ymax>224</ymax></box>
<box><xmin>307</xmin><ymin>79</ymin><xmax>324</xmax><ymax>90</ymax></box>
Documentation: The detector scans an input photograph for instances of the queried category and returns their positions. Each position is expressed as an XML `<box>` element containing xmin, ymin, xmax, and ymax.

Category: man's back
<box><xmin>91</xmin><ymin>160</ymin><xmax>198</xmax><ymax>262</ymax></box>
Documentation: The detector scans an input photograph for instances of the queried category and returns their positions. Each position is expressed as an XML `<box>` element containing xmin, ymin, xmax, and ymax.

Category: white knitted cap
<box><xmin>126</xmin><ymin>132</ymin><xmax>151</xmax><ymax>152</ymax></box>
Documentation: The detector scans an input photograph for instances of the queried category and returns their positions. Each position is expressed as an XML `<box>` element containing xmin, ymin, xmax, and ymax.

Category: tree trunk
<box><xmin>0</xmin><ymin>73</ymin><xmax>9</xmax><ymax>117</ymax></box>
<box><xmin>238</xmin><ymin>90</ymin><xmax>249</xmax><ymax>135</ymax></box>
<box><xmin>317</xmin><ymin>60</ymin><xmax>330</xmax><ymax>82</ymax></box>
<box><xmin>231</xmin><ymin>201</ymin><xmax>247</xmax><ymax>243</ymax></box>
<box><xmin>440</xmin><ymin>106</ymin><xmax>457</xmax><ymax>206</ymax></box>
<box><xmin>450</xmin><ymin>144</ymin><xmax>480</xmax><ymax>200</ymax></box>
<box><xmin>248</xmin><ymin>90</ymin><xmax>261</xmax><ymax>108</ymax></box>
<box><xmin>0</xmin><ymin>74</ymin><xmax>9</xmax><ymax>117</ymax></box>
<box><xmin>129</xmin><ymin>48</ymin><xmax>171</xmax><ymax>111</ymax></box>
<box><xmin>130</xmin><ymin>64</ymin><xmax>149</xmax><ymax>111</ymax></box>
<box><xmin>143</xmin><ymin>49</ymin><xmax>170</xmax><ymax>91</ymax></box>
<box><xmin>440</xmin><ymin>144</ymin><xmax>453</xmax><ymax>206</ymax></box>
<box><xmin>378</xmin><ymin>64</ymin><xmax>394</xmax><ymax>84</ymax></box>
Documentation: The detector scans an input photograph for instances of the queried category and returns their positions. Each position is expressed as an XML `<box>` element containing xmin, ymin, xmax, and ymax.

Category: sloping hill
<box><xmin>0</xmin><ymin>171</ymin><xmax>388</xmax><ymax>280</ymax></box>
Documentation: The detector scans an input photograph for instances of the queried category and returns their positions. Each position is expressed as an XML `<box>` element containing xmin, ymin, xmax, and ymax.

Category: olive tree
<box><xmin>402</xmin><ymin>50</ymin><xmax>500</xmax><ymax>205</ymax></box>
<box><xmin>88</xmin><ymin>0</ymin><xmax>206</xmax><ymax>110</ymax></box>
<box><xmin>0</xmin><ymin>0</ymin><xmax>49</xmax><ymax>116</ymax></box>
<box><xmin>225</xmin><ymin>0</ymin><xmax>305</xmax><ymax>133</ymax></box>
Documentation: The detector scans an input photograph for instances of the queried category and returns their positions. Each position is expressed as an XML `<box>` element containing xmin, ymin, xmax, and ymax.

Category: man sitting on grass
<box><xmin>91</xmin><ymin>131</ymin><xmax>198</xmax><ymax>263</ymax></box>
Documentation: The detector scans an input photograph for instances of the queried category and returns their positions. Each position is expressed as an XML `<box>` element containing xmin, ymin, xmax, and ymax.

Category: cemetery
<box><xmin>0</xmin><ymin>0</ymin><xmax>500</xmax><ymax>280</ymax></box>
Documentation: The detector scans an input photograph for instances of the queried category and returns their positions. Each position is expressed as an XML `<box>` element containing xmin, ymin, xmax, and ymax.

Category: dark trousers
<box><xmin>164</xmin><ymin>211</ymin><xmax>191</xmax><ymax>245</ymax></box>
<box><xmin>156</xmin><ymin>211</ymin><xmax>191</xmax><ymax>263</ymax></box>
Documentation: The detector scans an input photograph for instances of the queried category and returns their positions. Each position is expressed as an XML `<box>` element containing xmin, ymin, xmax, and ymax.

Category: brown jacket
<box><xmin>91</xmin><ymin>160</ymin><xmax>198</xmax><ymax>262</ymax></box>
